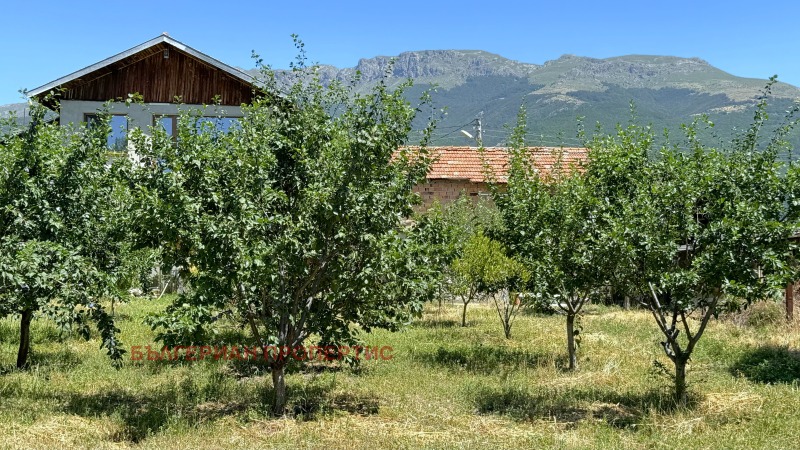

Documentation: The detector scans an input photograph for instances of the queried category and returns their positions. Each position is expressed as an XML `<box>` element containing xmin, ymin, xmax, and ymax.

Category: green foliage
<box><xmin>113</xmin><ymin>247</ymin><xmax>160</xmax><ymax>292</ymax></box>
<box><xmin>0</xmin><ymin>103</ymin><xmax>128</xmax><ymax>366</ymax></box>
<box><xmin>450</xmin><ymin>232</ymin><xmax>528</xmax><ymax>329</ymax></box>
<box><xmin>493</xmin><ymin>86</ymin><xmax>798</xmax><ymax>377</ymax></box>
<box><xmin>424</xmin><ymin>196</ymin><xmax>502</xmax><ymax>256</ymax></box>
<box><xmin>451</xmin><ymin>233</ymin><xmax>528</xmax><ymax>297</ymax></box>
<box><xmin>598</xmin><ymin>78</ymin><xmax>800</xmax><ymax>403</ymax></box>
<box><xmin>580</xmin><ymin>106</ymin><xmax>654</xmax><ymax>304</ymax></box>
<box><xmin>129</xmin><ymin>39</ymin><xmax>437</xmax><ymax>413</ymax></box>
<box><xmin>413</xmin><ymin>196</ymin><xmax>503</xmax><ymax>312</ymax></box>
<box><xmin>492</xmin><ymin>106</ymin><xmax>611</xmax><ymax>366</ymax></box>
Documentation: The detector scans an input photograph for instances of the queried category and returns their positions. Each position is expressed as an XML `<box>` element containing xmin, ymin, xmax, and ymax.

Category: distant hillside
<box><xmin>251</xmin><ymin>51</ymin><xmax>800</xmax><ymax>151</ymax></box>
<box><xmin>0</xmin><ymin>103</ymin><xmax>29</xmax><ymax>120</ymax></box>
<box><xmin>6</xmin><ymin>50</ymin><xmax>800</xmax><ymax>152</ymax></box>
<box><xmin>1</xmin><ymin>103</ymin><xmax>32</xmax><ymax>134</ymax></box>
<box><xmin>1</xmin><ymin>103</ymin><xmax>59</xmax><ymax>134</ymax></box>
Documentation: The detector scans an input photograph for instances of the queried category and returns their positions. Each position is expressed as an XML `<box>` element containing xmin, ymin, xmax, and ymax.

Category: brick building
<box><xmin>413</xmin><ymin>146</ymin><xmax>589</xmax><ymax>209</ymax></box>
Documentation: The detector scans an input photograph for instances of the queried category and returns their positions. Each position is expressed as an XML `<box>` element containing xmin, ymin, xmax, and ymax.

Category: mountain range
<box><xmin>5</xmin><ymin>50</ymin><xmax>800</xmax><ymax>150</ymax></box>
<box><xmin>250</xmin><ymin>51</ymin><xmax>800</xmax><ymax>149</ymax></box>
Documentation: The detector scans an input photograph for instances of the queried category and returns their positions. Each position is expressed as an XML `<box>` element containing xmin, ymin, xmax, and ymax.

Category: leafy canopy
<box><xmin>130</xmin><ymin>40</ymin><xmax>438</xmax><ymax>413</ymax></box>
<box><xmin>0</xmin><ymin>104</ymin><xmax>129</xmax><ymax>365</ymax></box>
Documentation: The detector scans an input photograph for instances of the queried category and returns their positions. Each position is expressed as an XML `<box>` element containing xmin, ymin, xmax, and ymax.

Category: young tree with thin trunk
<box><xmin>491</xmin><ymin>107</ymin><xmax>608</xmax><ymax>370</ymax></box>
<box><xmin>450</xmin><ymin>232</ymin><xmax>527</xmax><ymax>329</ymax></box>
<box><xmin>133</xmin><ymin>39</ymin><xmax>438</xmax><ymax>415</ymax></box>
<box><xmin>637</xmin><ymin>144</ymin><xmax>791</xmax><ymax>405</ymax></box>
<box><xmin>612</xmin><ymin>81</ymin><xmax>798</xmax><ymax>405</ymax></box>
<box><xmin>492</xmin><ymin>287</ymin><xmax>529</xmax><ymax>340</ymax></box>
<box><xmin>544</xmin><ymin>174</ymin><xmax>608</xmax><ymax>370</ymax></box>
<box><xmin>414</xmin><ymin>196</ymin><xmax>501</xmax><ymax>312</ymax></box>
<box><xmin>0</xmin><ymin>104</ymin><xmax>127</xmax><ymax>368</ymax></box>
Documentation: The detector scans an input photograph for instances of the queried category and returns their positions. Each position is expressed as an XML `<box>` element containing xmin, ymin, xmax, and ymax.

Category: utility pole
<box><xmin>460</xmin><ymin>113</ymin><xmax>484</xmax><ymax>147</ymax></box>
<box><xmin>472</xmin><ymin>112</ymin><xmax>484</xmax><ymax>147</ymax></box>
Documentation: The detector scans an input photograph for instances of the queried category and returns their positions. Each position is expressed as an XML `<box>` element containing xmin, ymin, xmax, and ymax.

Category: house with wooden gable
<box><xmin>25</xmin><ymin>35</ymin><xmax>589</xmax><ymax>207</ymax></box>
<box><xmin>26</xmin><ymin>33</ymin><xmax>257</xmax><ymax>150</ymax></box>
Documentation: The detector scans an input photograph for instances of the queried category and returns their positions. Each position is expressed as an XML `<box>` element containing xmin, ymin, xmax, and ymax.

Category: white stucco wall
<box><xmin>58</xmin><ymin>100</ymin><xmax>245</xmax><ymax>133</ymax></box>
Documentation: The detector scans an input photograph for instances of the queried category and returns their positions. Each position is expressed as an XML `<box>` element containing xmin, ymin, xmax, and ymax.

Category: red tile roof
<box><xmin>411</xmin><ymin>146</ymin><xmax>588</xmax><ymax>183</ymax></box>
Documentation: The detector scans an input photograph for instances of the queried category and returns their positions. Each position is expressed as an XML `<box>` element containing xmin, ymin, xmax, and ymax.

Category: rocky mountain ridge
<box><xmin>5</xmin><ymin>50</ymin><xmax>799</xmax><ymax>148</ymax></box>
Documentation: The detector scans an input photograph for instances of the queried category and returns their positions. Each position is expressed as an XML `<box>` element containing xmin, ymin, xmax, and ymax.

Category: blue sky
<box><xmin>1</xmin><ymin>0</ymin><xmax>798</xmax><ymax>105</ymax></box>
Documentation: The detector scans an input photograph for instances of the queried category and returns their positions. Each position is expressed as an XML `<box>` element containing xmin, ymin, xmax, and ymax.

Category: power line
<box><xmin>429</xmin><ymin>119</ymin><xmax>482</xmax><ymax>144</ymax></box>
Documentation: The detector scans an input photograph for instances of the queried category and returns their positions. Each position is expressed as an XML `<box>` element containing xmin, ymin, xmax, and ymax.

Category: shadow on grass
<box><xmin>415</xmin><ymin>344</ymin><xmax>551</xmax><ymax>374</ymax></box>
<box><xmin>63</xmin><ymin>372</ymin><xmax>379</xmax><ymax>442</ymax></box>
<box><xmin>32</xmin><ymin>347</ymin><xmax>84</xmax><ymax>371</ymax></box>
<box><xmin>226</xmin><ymin>354</ymin><xmax>366</xmax><ymax>379</ymax></box>
<box><xmin>475</xmin><ymin>386</ymin><xmax>698</xmax><ymax>429</ymax></box>
<box><xmin>289</xmin><ymin>383</ymin><xmax>380</xmax><ymax>420</ymax></box>
<box><xmin>64</xmin><ymin>381</ymin><xmax>250</xmax><ymax>443</ymax></box>
<box><xmin>731</xmin><ymin>345</ymin><xmax>800</xmax><ymax>384</ymax></box>
<box><xmin>110</xmin><ymin>312</ymin><xmax>134</xmax><ymax>322</ymax></box>
<box><xmin>414</xmin><ymin>318</ymin><xmax>460</xmax><ymax>328</ymax></box>
<box><xmin>1</xmin><ymin>345</ymin><xmax>85</xmax><ymax>375</ymax></box>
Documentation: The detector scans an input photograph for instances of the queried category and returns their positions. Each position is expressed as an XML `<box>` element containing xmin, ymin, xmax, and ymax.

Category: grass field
<box><xmin>2</xmin><ymin>296</ymin><xmax>800</xmax><ymax>449</ymax></box>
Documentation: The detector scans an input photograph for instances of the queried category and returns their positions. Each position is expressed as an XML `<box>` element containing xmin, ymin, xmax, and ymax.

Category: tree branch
<box><xmin>686</xmin><ymin>295</ymin><xmax>718</xmax><ymax>355</ymax></box>
<box><xmin>679</xmin><ymin>310</ymin><xmax>694</xmax><ymax>343</ymax></box>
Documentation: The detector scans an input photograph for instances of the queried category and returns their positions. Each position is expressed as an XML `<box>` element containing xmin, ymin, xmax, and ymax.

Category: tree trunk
<box><xmin>674</xmin><ymin>356</ymin><xmax>688</xmax><ymax>407</ymax></box>
<box><xmin>623</xmin><ymin>295</ymin><xmax>630</xmax><ymax>311</ymax></box>
<box><xmin>566</xmin><ymin>313</ymin><xmax>577</xmax><ymax>370</ymax></box>
<box><xmin>503</xmin><ymin>318</ymin><xmax>512</xmax><ymax>339</ymax></box>
<box><xmin>17</xmin><ymin>309</ymin><xmax>33</xmax><ymax>369</ymax></box>
<box><xmin>461</xmin><ymin>301</ymin><xmax>468</xmax><ymax>327</ymax></box>
<box><xmin>271</xmin><ymin>365</ymin><xmax>287</xmax><ymax>416</ymax></box>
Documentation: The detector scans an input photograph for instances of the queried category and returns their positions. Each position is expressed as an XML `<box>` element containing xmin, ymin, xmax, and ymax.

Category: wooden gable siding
<box><xmin>54</xmin><ymin>43</ymin><xmax>255</xmax><ymax>106</ymax></box>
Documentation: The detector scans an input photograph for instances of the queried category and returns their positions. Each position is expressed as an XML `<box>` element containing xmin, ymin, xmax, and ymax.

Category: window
<box><xmin>153</xmin><ymin>115</ymin><xmax>177</xmax><ymax>137</ymax></box>
<box><xmin>152</xmin><ymin>115</ymin><xmax>241</xmax><ymax>139</ymax></box>
<box><xmin>85</xmin><ymin>114</ymin><xmax>128</xmax><ymax>151</ymax></box>
<box><xmin>195</xmin><ymin>116</ymin><xmax>241</xmax><ymax>134</ymax></box>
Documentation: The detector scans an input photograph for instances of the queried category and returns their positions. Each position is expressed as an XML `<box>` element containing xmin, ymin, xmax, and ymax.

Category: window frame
<box><xmin>84</xmin><ymin>113</ymin><xmax>129</xmax><ymax>151</ymax></box>
<box><xmin>152</xmin><ymin>114</ymin><xmax>179</xmax><ymax>138</ymax></box>
<box><xmin>194</xmin><ymin>115</ymin><xmax>243</xmax><ymax>135</ymax></box>
<box><xmin>152</xmin><ymin>114</ymin><xmax>243</xmax><ymax>139</ymax></box>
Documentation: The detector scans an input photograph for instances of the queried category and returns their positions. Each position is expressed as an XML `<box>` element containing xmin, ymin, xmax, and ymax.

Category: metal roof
<box><xmin>26</xmin><ymin>34</ymin><xmax>256</xmax><ymax>98</ymax></box>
